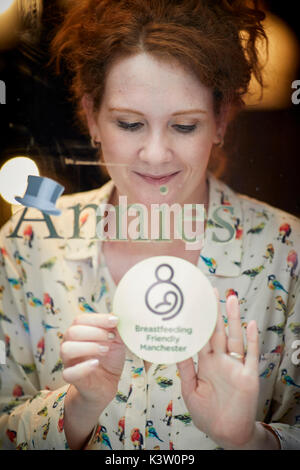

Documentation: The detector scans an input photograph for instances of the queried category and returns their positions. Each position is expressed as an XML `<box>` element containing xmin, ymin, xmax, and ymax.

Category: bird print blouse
<box><xmin>0</xmin><ymin>171</ymin><xmax>299</xmax><ymax>450</ymax></box>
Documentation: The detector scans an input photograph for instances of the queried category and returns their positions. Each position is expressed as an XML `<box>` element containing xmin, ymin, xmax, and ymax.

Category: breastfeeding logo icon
<box><xmin>145</xmin><ymin>264</ymin><xmax>184</xmax><ymax>321</ymax></box>
<box><xmin>113</xmin><ymin>255</ymin><xmax>218</xmax><ymax>364</ymax></box>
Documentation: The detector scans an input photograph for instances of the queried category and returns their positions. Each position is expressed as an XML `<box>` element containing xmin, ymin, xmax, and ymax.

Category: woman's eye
<box><xmin>117</xmin><ymin>121</ymin><xmax>143</xmax><ymax>131</ymax></box>
<box><xmin>116</xmin><ymin>121</ymin><xmax>197</xmax><ymax>133</ymax></box>
<box><xmin>173</xmin><ymin>124</ymin><xmax>197</xmax><ymax>133</ymax></box>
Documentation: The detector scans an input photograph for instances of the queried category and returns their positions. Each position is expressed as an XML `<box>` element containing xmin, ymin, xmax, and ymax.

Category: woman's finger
<box><xmin>62</xmin><ymin>358</ymin><xmax>100</xmax><ymax>383</ymax></box>
<box><xmin>177</xmin><ymin>357</ymin><xmax>197</xmax><ymax>397</ymax></box>
<box><xmin>73</xmin><ymin>313</ymin><xmax>119</xmax><ymax>328</ymax></box>
<box><xmin>60</xmin><ymin>340</ymin><xmax>109</xmax><ymax>366</ymax></box>
<box><xmin>63</xmin><ymin>324</ymin><xmax>117</xmax><ymax>343</ymax></box>
<box><xmin>244</xmin><ymin>320</ymin><xmax>259</xmax><ymax>374</ymax></box>
<box><xmin>210</xmin><ymin>288</ymin><xmax>227</xmax><ymax>354</ymax></box>
<box><xmin>226</xmin><ymin>295</ymin><xmax>244</xmax><ymax>357</ymax></box>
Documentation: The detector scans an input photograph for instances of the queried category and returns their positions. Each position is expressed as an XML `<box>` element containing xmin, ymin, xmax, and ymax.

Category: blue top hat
<box><xmin>15</xmin><ymin>175</ymin><xmax>65</xmax><ymax>215</ymax></box>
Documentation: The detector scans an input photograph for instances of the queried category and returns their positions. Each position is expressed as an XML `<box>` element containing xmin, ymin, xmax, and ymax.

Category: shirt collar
<box><xmin>62</xmin><ymin>173</ymin><xmax>243</xmax><ymax>277</ymax></box>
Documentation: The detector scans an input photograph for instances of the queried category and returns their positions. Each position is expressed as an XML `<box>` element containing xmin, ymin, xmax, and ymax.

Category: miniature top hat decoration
<box><xmin>15</xmin><ymin>175</ymin><xmax>65</xmax><ymax>216</ymax></box>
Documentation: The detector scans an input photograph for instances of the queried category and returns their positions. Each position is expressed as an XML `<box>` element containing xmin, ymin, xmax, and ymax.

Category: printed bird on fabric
<box><xmin>0</xmin><ymin>310</ymin><xmax>12</xmax><ymax>323</ymax></box>
<box><xmin>287</xmin><ymin>250</ymin><xmax>298</xmax><ymax>277</ymax></box>
<box><xmin>217</xmin><ymin>190</ymin><xmax>231</xmax><ymax>206</ymax></box>
<box><xmin>281</xmin><ymin>369</ymin><xmax>300</xmax><ymax>388</ymax></box>
<box><xmin>13</xmin><ymin>250</ymin><xmax>32</xmax><ymax>265</ymax></box>
<box><xmin>53</xmin><ymin>392</ymin><xmax>67</xmax><ymax>408</ymax></box>
<box><xmin>18</xmin><ymin>314</ymin><xmax>29</xmax><ymax>332</ymax></box>
<box><xmin>96</xmin><ymin>276</ymin><xmax>108</xmax><ymax>302</ymax></box>
<box><xmin>29</xmin><ymin>391</ymin><xmax>42</xmax><ymax>403</ymax></box>
<box><xmin>0</xmin><ymin>246</ymin><xmax>8</xmax><ymax>259</ymax></box>
<box><xmin>43</xmin><ymin>293</ymin><xmax>58</xmax><ymax>315</ymax></box>
<box><xmin>3</xmin><ymin>400</ymin><xmax>22</xmax><ymax>414</ymax></box>
<box><xmin>131</xmin><ymin>366</ymin><xmax>143</xmax><ymax>378</ymax></box>
<box><xmin>131</xmin><ymin>428</ymin><xmax>144</xmax><ymax>450</ymax></box>
<box><xmin>42</xmin><ymin>320</ymin><xmax>59</xmax><ymax>332</ymax></box>
<box><xmin>246</xmin><ymin>222</ymin><xmax>266</xmax><ymax>234</ymax></box>
<box><xmin>200</xmin><ymin>255</ymin><xmax>217</xmax><ymax>274</ymax></box>
<box><xmin>8</xmin><ymin>277</ymin><xmax>23</xmax><ymax>290</ymax></box>
<box><xmin>12</xmin><ymin>384</ymin><xmax>24</xmax><ymax>398</ymax></box>
<box><xmin>277</xmin><ymin>223</ymin><xmax>292</xmax><ymax>244</ymax></box>
<box><xmin>20</xmin><ymin>363</ymin><xmax>36</xmax><ymax>374</ymax></box>
<box><xmin>37</xmin><ymin>406</ymin><xmax>48</xmax><ymax>417</ymax></box>
<box><xmin>267</xmin><ymin>322</ymin><xmax>285</xmax><ymax>336</ymax></box>
<box><xmin>263</xmin><ymin>244</ymin><xmax>274</xmax><ymax>263</ymax></box>
<box><xmin>155</xmin><ymin>376</ymin><xmax>173</xmax><ymax>389</ymax></box>
<box><xmin>74</xmin><ymin>265</ymin><xmax>83</xmax><ymax>286</ymax></box>
<box><xmin>249</xmin><ymin>208</ymin><xmax>269</xmax><ymax>220</ymax></box>
<box><xmin>51</xmin><ymin>358</ymin><xmax>63</xmax><ymax>374</ymax></box>
<box><xmin>271</xmin><ymin>344</ymin><xmax>284</xmax><ymax>354</ymax></box>
<box><xmin>40</xmin><ymin>257</ymin><xmax>57</xmax><ymax>270</ymax></box>
<box><xmin>242</xmin><ymin>265</ymin><xmax>264</xmax><ymax>279</ymax></box>
<box><xmin>20</xmin><ymin>267</ymin><xmax>27</xmax><ymax>283</ymax></box>
<box><xmin>58</xmin><ymin>408</ymin><xmax>64</xmax><ymax>433</ymax></box>
<box><xmin>36</xmin><ymin>337</ymin><xmax>45</xmax><ymax>363</ymax></box>
<box><xmin>6</xmin><ymin>429</ymin><xmax>17</xmax><ymax>444</ymax></box>
<box><xmin>174</xmin><ymin>413</ymin><xmax>192</xmax><ymax>425</ymax></box>
<box><xmin>146</xmin><ymin>420</ymin><xmax>164</xmax><ymax>442</ymax></box>
<box><xmin>42</xmin><ymin>418</ymin><xmax>50</xmax><ymax>440</ymax></box>
<box><xmin>23</xmin><ymin>225</ymin><xmax>34</xmax><ymax>248</ymax></box>
<box><xmin>259</xmin><ymin>362</ymin><xmax>275</xmax><ymax>378</ymax></box>
<box><xmin>288</xmin><ymin>323</ymin><xmax>300</xmax><ymax>335</ymax></box>
<box><xmin>116</xmin><ymin>385</ymin><xmax>132</xmax><ymax>404</ymax></box>
<box><xmin>117</xmin><ymin>416</ymin><xmax>125</xmax><ymax>443</ymax></box>
<box><xmin>56</xmin><ymin>331</ymin><xmax>64</xmax><ymax>343</ymax></box>
<box><xmin>232</xmin><ymin>216</ymin><xmax>243</xmax><ymax>240</ymax></box>
<box><xmin>78</xmin><ymin>297</ymin><xmax>96</xmax><ymax>313</ymax></box>
<box><xmin>99</xmin><ymin>425</ymin><xmax>113</xmax><ymax>450</ymax></box>
<box><xmin>164</xmin><ymin>400</ymin><xmax>173</xmax><ymax>426</ymax></box>
<box><xmin>4</xmin><ymin>334</ymin><xmax>10</xmax><ymax>357</ymax></box>
<box><xmin>275</xmin><ymin>296</ymin><xmax>287</xmax><ymax>315</ymax></box>
<box><xmin>56</xmin><ymin>280</ymin><xmax>75</xmax><ymax>292</ymax></box>
<box><xmin>267</xmin><ymin>275</ymin><xmax>288</xmax><ymax>294</ymax></box>
<box><xmin>16</xmin><ymin>442</ymin><xmax>29</xmax><ymax>450</ymax></box>
<box><xmin>26</xmin><ymin>292</ymin><xmax>43</xmax><ymax>307</ymax></box>
<box><xmin>153</xmin><ymin>364</ymin><xmax>168</xmax><ymax>375</ymax></box>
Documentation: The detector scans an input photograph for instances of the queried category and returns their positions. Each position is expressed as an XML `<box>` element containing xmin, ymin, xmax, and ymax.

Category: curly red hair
<box><xmin>51</xmin><ymin>0</ymin><xmax>267</xmax><ymax>132</ymax></box>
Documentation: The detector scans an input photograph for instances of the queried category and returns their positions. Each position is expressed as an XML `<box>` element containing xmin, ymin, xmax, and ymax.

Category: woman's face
<box><xmin>83</xmin><ymin>52</ymin><xmax>228</xmax><ymax>206</ymax></box>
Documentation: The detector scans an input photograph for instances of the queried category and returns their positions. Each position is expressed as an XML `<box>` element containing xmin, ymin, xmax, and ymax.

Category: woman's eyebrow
<box><xmin>108</xmin><ymin>107</ymin><xmax>207</xmax><ymax>115</ymax></box>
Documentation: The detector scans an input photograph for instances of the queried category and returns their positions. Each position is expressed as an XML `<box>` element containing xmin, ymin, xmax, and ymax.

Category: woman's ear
<box><xmin>81</xmin><ymin>94</ymin><xmax>101</xmax><ymax>141</ymax></box>
<box><xmin>213</xmin><ymin>103</ymin><xmax>232</xmax><ymax>145</ymax></box>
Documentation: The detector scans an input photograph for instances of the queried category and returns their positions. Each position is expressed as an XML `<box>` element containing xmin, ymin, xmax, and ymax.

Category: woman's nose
<box><xmin>138</xmin><ymin>131</ymin><xmax>173</xmax><ymax>164</ymax></box>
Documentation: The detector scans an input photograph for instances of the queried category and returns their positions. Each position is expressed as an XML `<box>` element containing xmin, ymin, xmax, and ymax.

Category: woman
<box><xmin>0</xmin><ymin>0</ymin><xmax>299</xmax><ymax>450</ymax></box>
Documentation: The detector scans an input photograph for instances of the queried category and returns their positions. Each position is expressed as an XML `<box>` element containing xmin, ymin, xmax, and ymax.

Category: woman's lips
<box><xmin>133</xmin><ymin>171</ymin><xmax>180</xmax><ymax>185</ymax></box>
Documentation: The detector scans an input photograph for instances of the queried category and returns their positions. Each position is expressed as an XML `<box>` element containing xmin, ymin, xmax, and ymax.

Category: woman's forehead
<box><xmin>102</xmin><ymin>53</ymin><xmax>213</xmax><ymax>110</ymax></box>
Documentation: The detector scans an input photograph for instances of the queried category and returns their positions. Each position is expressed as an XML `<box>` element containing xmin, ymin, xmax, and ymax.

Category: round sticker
<box><xmin>113</xmin><ymin>255</ymin><xmax>218</xmax><ymax>364</ymax></box>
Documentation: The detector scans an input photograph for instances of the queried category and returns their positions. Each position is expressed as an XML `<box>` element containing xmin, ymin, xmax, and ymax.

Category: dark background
<box><xmin>0</xmin><ymin>0</ymin><xmax>300</xmax><ymax>227</ymax></box>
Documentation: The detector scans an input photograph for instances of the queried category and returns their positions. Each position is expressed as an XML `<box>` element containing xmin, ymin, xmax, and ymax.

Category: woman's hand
<box><xmin>177</xmin><ymin>288</ymin><xmax>260</xmax><ymax>449</ymax></box>
<box><xmin>61</xmin><ymin>313</ymin><xmax>126</xmax><ymax>408</ymax></box>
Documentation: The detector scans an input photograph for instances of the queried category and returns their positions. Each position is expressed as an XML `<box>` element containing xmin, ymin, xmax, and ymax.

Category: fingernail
<box><xmin>108</xmin><ymin>332</ymin><xmax>115</xmax><ymax>340</ymax></box>
<box><xmin>108</xmin><ymin>315</ymin><xmax>119</xmax><ymax>324</ymax></box>
<box><xmin>98</xmin><ymin>345</ymin><xmax>109</xmax><ymax>352</ymax></box>
<box><xmin>89</xmin><ymin>359</ymin><xmax>99</xmax><ymax>367</ymax></box>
